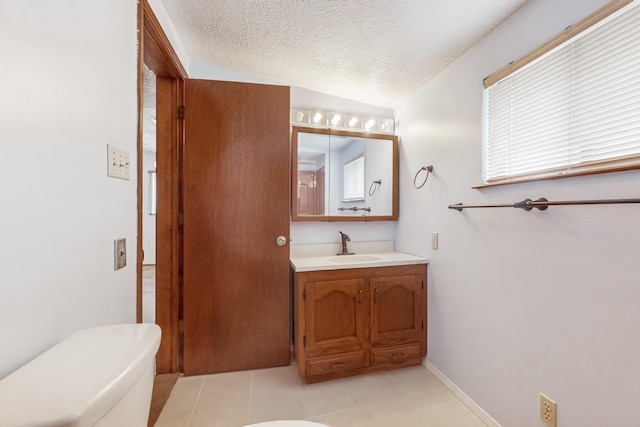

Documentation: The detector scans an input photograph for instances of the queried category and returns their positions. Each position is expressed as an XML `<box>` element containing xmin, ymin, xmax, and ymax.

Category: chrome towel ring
<box><xmin>413</xmin><ymin>165</ymin><xmax>433</xmax><ymax>189</ymax></box>
<box><xmin>368</xmin><ymin>179</ymin><xmax>382</xmax><ymax>196</ymax></box>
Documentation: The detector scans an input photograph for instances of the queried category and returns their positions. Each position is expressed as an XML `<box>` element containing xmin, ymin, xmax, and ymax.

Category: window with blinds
<box><xmin>482</xmin><ymin>0</ymin><xmax>640</xmax><ymax>185</ymax></box>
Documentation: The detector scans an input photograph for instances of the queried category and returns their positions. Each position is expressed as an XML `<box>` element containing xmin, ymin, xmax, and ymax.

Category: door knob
<box><xmin>276</xmin><ymin>236</ymin><xmax>287</xmax><ymax>246</ymax></box>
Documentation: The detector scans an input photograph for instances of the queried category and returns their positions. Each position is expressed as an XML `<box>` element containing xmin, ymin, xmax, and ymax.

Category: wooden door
<box><xmin>305</xmin><ymin>279</ymin><xmax>367</xmax><ymax>356</ymax></box>
<box><xmin>182</xmin><ymin>79</ymin><xmax>290</xmax><ymax>375</ymax></box>
<box><xmin>370</xmin><ymin>275</ymin><xmax>424</xmax><ymax>345</ymax></box>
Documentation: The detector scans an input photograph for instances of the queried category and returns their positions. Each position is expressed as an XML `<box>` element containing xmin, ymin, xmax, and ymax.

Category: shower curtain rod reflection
<box><xmin>449</xmin><ymin>197</ymin><xmax>640</xmax><ymax>212</ymax></box>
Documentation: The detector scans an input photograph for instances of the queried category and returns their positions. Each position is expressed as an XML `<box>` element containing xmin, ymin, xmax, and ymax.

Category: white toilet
<box><xmin>0</xmin><ymin>323</ymin><xmax>161</xmax><ymax>427</ymax></box>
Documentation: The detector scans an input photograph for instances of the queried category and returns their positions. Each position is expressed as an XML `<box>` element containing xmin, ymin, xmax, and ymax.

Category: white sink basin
<box><xmin>328</xmin><ymin>255</ymin><xmax>382</xmax><ymax>263</ymax></box>
<box><xmin>290</xmin><ymin>242</ymin><xmax>428</xmax><ymax>272</ymax></box>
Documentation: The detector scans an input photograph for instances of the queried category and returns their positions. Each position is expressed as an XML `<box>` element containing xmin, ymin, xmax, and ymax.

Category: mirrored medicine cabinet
<box><xmin>291</xmin><ymin>126</ymin><xmax>398</xmax><ymax>221</ymax></box>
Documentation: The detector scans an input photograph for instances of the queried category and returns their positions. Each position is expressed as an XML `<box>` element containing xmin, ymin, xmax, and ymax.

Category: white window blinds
<box><xmin>483</xmin><ymin>1</ymin><xmax>640</xmax><ymax>183</ymax></box>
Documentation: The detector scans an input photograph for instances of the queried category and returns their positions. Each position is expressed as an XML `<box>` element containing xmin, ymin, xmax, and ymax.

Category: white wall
<box><xmin>394</xmin><ymin>0</ymin><xmax>640</xmax><ymax>426</ymax></box>
<box><xmin>0</xmin><ymin>1</ymin><xmax>138</xmax><ymax>378</ymax></box>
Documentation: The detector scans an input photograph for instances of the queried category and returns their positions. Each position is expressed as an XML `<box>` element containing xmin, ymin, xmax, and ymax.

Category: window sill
<box><xmin>474</xmin><ymin>162</ymin><xmax>640</xmax><ymax>189</ymax></box>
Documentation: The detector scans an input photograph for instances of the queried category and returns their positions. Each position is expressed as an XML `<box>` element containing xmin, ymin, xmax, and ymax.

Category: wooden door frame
<box><xmin>137</xmin><ymin>0</ymin><xmax>186</xmax><ymax>373</ymax></box>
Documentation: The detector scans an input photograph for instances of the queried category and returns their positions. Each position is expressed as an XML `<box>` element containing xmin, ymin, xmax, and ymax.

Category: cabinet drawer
<box><xmin>307</xmin><ymin>351</ymin><xmax>366</xmax><ymax>376</ymax></box>
<box><xmin>370</xmin><ymin>343</ymin><xmax>422</xmax><ymax>366</ymax></box>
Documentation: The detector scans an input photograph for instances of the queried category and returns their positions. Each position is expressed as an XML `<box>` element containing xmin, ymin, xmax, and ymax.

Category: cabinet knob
<box><xmin>276</xmin><ymin>235</ymin><xmax>287</xmax><ymax>246</ymax></box>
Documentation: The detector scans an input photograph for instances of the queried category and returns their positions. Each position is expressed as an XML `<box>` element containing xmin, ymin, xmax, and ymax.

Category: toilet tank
<box><xmin>0</xmin><ymin>323</ymin><xmax>162</xmax><ymax>427</ymax></box>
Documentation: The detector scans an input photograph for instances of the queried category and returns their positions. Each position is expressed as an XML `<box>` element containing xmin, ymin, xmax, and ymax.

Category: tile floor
<box><xmin>155</xmin><ymin>362</ymin><xmax>488</xmax><ymax>427</ymax></box>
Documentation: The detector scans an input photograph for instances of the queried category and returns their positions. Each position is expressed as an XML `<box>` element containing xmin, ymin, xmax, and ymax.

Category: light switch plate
<box><xmin>107</xmin><ymin>145</ymin><xmax>130</xmax><ymax>180</ymax></box>
<box><xmin>114</xmin><ymin>238</ymin><xmax>126</xmax><ymax>270</ymax></box>
<box><xmin>431</xmin><ymin>232</ymin><xmax>439</xmax><ymax>249</ymax></box>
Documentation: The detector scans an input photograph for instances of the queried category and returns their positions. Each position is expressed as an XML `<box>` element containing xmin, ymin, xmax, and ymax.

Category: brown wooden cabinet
<box><xmin>293</xmin><ymin>264</ymin><xmax>427</xmax><ymax>383</ymax></box>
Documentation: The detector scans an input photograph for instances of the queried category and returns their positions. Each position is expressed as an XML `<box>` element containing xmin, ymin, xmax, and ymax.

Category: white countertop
<box><xmin>290</xmin><ymin>241</ymin><xmax>428</xmax><ymax>272</ymax></box>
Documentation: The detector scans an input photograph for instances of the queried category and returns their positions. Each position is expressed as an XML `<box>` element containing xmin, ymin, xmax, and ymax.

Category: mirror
<box><xmin>291</xmin><ymin>126</ymin><xmax>398</xmax><ymax>221</ymax></box>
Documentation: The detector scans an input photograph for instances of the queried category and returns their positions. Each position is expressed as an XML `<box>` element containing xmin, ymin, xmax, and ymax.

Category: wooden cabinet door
<box><xmin>182</xmin><ymin>79</ymin><xmax>290</xmax><ymax>375</ymax></box>
<box><xmin>370</xmin><ymin>275</ymin><xmax>425</xmax><ymax>346</ymax></box>
<box><xmin>305</xmin><ymin>279</ymin><xmax>367</xmax><ymax>355</ymax></box>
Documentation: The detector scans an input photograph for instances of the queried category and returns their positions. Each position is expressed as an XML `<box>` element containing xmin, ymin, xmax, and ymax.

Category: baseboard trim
<box><xmin>424</xmin><ymin>360</ymin><xmax>501</xmax><ymax>427</ymax></box>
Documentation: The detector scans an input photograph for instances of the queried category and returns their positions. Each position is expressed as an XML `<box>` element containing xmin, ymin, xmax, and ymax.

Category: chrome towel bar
<box><xmin>449</xmin><ymin>197</ymin><xmax>640</xmax><ymax>212</ymax></box>
<box><xmin>338</xmin><ymin>207</ymin><xmax>371</xmax><ymax>212</ymax></box>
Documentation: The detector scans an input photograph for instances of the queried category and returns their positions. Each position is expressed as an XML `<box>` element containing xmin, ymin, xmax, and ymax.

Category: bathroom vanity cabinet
<box><xmin>293</xmin><ymin>264</ymin><xmax>427</xmax><ymax>383</ymax></box>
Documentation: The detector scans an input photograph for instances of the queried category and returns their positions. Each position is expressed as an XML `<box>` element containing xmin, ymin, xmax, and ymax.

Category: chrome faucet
<box><xmin>337</xmin><ymin>231</ymin><xmax>355</xmax><ymax>255</ymax></box>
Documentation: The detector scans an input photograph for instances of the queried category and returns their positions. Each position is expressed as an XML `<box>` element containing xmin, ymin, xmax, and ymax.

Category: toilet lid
<box><xmin>0</xmin><ymin>324</ymin><xmax>161</xmax><ymax>426</ymax></box>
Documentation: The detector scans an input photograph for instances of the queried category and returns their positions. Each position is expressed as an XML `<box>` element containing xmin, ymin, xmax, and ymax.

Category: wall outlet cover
<box><xmin>114</xmin><ymin>238</ymin><xmax>127</xmax><ymax>270</ymax></box>
<box><xmin>540</xmin><ymin>393</ymin><xmax>557</xmax><ymax>427</ymax></box>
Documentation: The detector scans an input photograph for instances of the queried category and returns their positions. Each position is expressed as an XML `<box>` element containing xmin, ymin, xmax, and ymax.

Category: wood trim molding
<box><xmin>138</xmin><ymin>0</ymin><xmax>186</xmax><ymax>374</ymax></box>
<box><xmin>141</xmin><ymin>1</ymin><xmax>187</xmax><ymax>79</ymax></box>
<box><xmin>136</xmin><ymin>0</ymin><xmax>145</xmax><ymax>327</ymax></box>
<box><xmin>484</xmin><ymin>0</ymin><xmax>632</xmax><ymax>88</ymax></box>
<box><xmin>473</xmin><ymin>161</ymin><xmax>640</xmax><ymax>189</ymax></box>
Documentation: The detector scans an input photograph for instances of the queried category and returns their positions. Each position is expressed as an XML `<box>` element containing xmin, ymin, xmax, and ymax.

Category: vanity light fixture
<box><xmin>311</xmin><ymin>111</ymin><xmax>327</xmax><ymax>125</ymax></box>
<box><xmin>291</xmin><ymin>108</ymin><xmax>309</xmax><ymax>124</ymax></box>
<box><xmin>347</xmin><ymin>115</ymin><xmax>360</xmax><ymax>129</ymax></box>
<box><xmin>330</xmin><ymin>112</ymin><xmax>344</xmax><ymax>127</ymax></box>
<box><xmin>291</xmin><ymin>107</ymin><xmax>395</xmax><ymax>134</ymax></box>
<box><xmin>379</xmin><ymin>118</ymin><xmax>394</xmax><ymax>132</ymax></box>
<box><xmin>364</xmin><ymin>118</ymin><xmax>377</xmax><ymax>130</ymax></box>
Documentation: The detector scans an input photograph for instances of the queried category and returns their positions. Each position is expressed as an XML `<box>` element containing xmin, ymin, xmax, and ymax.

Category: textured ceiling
<box><xmin>160</xmin><ymin>0</ymin><xmax>529</xmax><ymax>109</ymax></box>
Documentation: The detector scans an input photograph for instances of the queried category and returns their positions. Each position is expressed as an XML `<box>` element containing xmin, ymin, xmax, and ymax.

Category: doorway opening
<box><xmin>141</xmin><ymin>62</ymin><xmax>157</xmax><ymax>324</ymax></box>
<box><xmin>137</xmin><ymin>0</ymin><xmax>187</xmax><ymax>374</ymax></box>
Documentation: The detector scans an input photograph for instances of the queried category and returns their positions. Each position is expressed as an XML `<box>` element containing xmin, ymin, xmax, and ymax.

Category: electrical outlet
<box><xmin>107</xmin><ymin>145</ymin><xmax>130</xmax><ymax>180</ymax></box>
<box><xmin>431</xmin><ymin>232</ymin><xmax>438</xmax><ymax>249</ymax></box>
<box><xmin>114</xmin><ymin>238</ymin><xmax>127</xmax><ymax>270</ymax></box>
<box><xmin>540</xmin><ymin>393</ymin><xmax>557</xmax><ymax>427</ymax></box>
